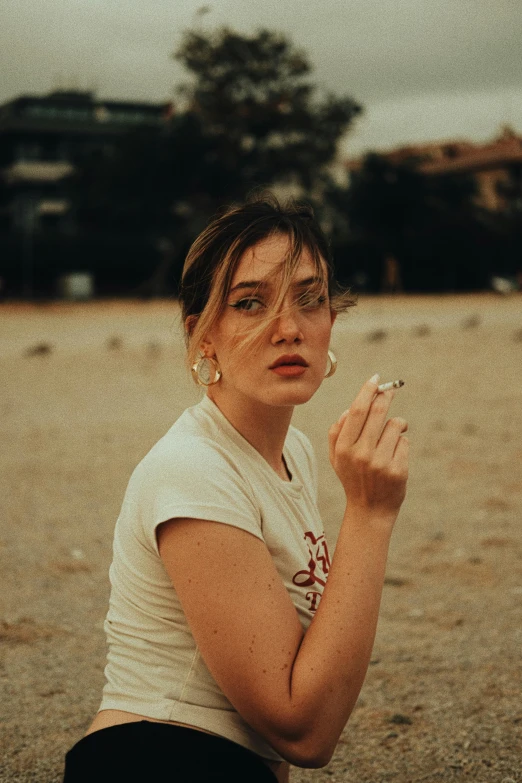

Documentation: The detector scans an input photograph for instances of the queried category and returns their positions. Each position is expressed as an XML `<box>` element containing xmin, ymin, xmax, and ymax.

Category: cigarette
<box><xmin>377</xmin><ymin>379</ymin><xmax>404</xmax><ymax>393</ymax></box>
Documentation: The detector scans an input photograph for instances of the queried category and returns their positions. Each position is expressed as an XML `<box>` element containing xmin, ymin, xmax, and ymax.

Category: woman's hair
<box><xmin>179</xmin><ymin>192</ymin><xmax>356</xmax><ymax>367</ymax></box>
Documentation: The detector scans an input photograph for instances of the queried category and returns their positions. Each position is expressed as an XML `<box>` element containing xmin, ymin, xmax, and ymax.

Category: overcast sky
<box><xmin>2</xmin><ymin>0</ymin><xmax>522</xmax><ymax>156</ymax></box>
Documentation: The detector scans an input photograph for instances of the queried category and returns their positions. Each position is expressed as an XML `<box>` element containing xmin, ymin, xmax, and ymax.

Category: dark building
<box><xmin>345</xmin><ymin>126</ymin><xmax>522</xmax><ymax>212</ymax></box>
<box><xmin>0</xmin><ymin>89</ymin><xmax>171</xmax><ymax>297</ymax></box>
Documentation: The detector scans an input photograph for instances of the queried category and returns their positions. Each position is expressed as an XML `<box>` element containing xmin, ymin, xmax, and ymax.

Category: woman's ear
<box><xmin>185</xmin><ymin>315</ymin><xmax>198</xmax><ymax>337</ymax></box>
<box><xmin>330</xmin><ymin>310</ymin><xmax>337</xmax><ymax>326</ymax></box>
<box><xmin>200</xmin><ymin>337</ymin><xmax>216</xmax><ymax>359</ymax></box>
<box><xmin>185</xmin><ymin>315</ymin><xmax>216</xmax><ymax>358</ymax></box>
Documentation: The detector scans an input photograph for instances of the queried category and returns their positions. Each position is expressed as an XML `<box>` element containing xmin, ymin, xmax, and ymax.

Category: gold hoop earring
<box><xmin>191</xmin><ymin>356</ymin><xmax>222</xmax><ymax>386</ymax></box>
<box><xmin>324</xmin><ymin>350</ymin><xmax>337</xmax><ymax>378</ymax></box>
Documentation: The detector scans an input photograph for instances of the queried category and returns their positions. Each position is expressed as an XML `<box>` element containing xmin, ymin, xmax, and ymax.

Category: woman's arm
<box><xmin>158</xmin><ymin>377</ymin><xmax>408</xmax><ymax>768</ymax></box>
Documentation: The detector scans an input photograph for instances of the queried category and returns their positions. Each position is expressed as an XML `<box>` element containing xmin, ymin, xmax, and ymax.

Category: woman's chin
<box><xmin>267</xmin><ymin>386</ymin><xmax>319</xmax><ymax>407</ymax></box>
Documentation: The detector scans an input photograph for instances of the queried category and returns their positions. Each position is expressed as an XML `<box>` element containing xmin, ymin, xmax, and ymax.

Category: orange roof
<box><xmin>346</xmin><ymin>128</ymin><xmax>522</xmax><ymax>175</ymax></box>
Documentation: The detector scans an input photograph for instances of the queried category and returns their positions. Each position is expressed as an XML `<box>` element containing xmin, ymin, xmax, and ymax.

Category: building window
<box><xmin>23</xmin><ymin>104</ymin><xmax>92</xmax><ymax>122</ymax></box>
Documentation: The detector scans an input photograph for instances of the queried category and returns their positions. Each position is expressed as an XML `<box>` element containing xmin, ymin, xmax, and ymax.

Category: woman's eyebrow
<box><xmin>229</xmin><ymin>275</ymin><xmax>323</xmax><ymax>294</ymax></box>
<box><xmin>229</xmin><ymin>280</ymin><xmax>267</xmax><ymax>294</ymax></box>
<box><xmin>293</xmin><ymin>276</ymin><xmax>324</xmax><ymax>289</ymax></box>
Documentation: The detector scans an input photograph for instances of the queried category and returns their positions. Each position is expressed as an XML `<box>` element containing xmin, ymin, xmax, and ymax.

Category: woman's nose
<box><xmin>271</xmin><ymin>307</ymin><xmax>304</xmax><ymax>344</ymax></box>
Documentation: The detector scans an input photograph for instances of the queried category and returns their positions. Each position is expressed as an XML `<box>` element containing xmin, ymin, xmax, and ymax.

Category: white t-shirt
<box><xmin>100</xmin><ymin>395</ymin><xmax>331</xmax><ymax>762</ymax></box>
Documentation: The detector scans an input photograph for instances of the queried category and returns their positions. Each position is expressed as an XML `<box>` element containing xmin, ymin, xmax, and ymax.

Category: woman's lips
<box><xmin>270</xmin><ymin>364</ymin><xmax>307</xmax><ymax>377</ymax></box>
<box><xmin>269</xmin><ymin>354</ymin><xmax>309</xmax><ymax>377</ymax></box>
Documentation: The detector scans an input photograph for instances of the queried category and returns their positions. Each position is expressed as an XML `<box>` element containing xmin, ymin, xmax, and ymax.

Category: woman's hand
<box><xmin>328</xmin><ymin>375</ymin><xmax>409</xmax><ymax>521</ymax></box>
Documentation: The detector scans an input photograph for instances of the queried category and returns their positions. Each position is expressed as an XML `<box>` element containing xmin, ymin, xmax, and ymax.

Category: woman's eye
<box><xmin>230</xmin><ymin>298</ymin><xmax>265</xmax><ymax>312</ymax></box>
<box><xmin>296</xmin><ymin>293</ymin><xmax>327</xmax><ymax>310</ymax></box>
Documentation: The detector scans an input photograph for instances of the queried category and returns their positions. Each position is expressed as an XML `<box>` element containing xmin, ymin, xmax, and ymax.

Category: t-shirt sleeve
<box><xmin>133</xmin><ymin>436</ymin><xmax>264</xmax><ymax>554</ymax></box>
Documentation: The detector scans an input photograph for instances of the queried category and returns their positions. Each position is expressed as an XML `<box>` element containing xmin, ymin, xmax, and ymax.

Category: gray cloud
<box><xmin>1</xmin><ymin>0</ymin><xmax>521</xmax><ymax>152</ymax></box>
<box><xmin>307</xmin><ymin>0</ymin><xmax>522</xmax><ymax>101</ymax></box>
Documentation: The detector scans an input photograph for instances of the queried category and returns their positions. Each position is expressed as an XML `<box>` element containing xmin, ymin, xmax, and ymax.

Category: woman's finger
<box><xmin>355</xmin><ymin>389</ymin><xmax>395</xmax><ymax>449</ymax></box>
<box><xmin>374</xmin><ymin>417</ymin><xmax>408</xmax><ymax>463</ymax></box>
<box><xmin>328</xmin><ymin>419</ymin><xmax>343</xmax><ymax>465</ymax></box>
<box><xmin>393</xmin><ymin>433</ymin><xmax>409</xmax><ymax>466</ymax></box>
<box><xmin>337</xmin><ymin>375</ymin><xmax>381</xmax><ymax>446</ymax></box>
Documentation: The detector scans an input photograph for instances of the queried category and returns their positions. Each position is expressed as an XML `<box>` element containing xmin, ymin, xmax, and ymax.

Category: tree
<box><xmin>71</xmin><ymin>26</ymin><xmax>361</xmax><ymax>294</ymax></box>
<box><xmin>495</xmin><ymin>163</ymin><xmax>522</xmax><ymax>279</ymax></box>
<box><xmin>174</xmin><ymin>27</ymin><xmax>361</xmax><ymax>199</ymax></box>
<box><xmin>324</xmin><ymin>155</ymin><xmax>427</xmax><ymax>290</ymax></box>
<box><xmin>324</xmin><ymin>153</ymin><xmax>490</xmax><ymax>292</ymax></box>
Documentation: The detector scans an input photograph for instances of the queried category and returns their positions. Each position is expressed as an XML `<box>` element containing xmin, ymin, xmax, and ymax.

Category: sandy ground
<box><xmin>0</xmin><ymin>294</ymin><xmax>521</xmax><ymax>782</ymax></box>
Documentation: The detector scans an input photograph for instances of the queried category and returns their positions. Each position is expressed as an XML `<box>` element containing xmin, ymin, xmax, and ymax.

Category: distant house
<box><xmin>0</xmin><ymin>89</ymin><xmax>171</xmax><ymax>296</ymax></box>
<box><xmin>346</xmin><ymin>127</ymin><xmax>522</xmax><ymax>211</ymax></box>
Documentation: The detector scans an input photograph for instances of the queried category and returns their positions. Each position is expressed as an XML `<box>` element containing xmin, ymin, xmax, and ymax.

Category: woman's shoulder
<box><xmin>122</xmin><ymin>406</ymin><xmax>262</xmax><ymax>546</ymax></box>
<box><xmin>126</xmin><ymin>402</ymin><xmax>255</xmax><ymax>502</ymax></box>
<box><xmin>136</xmin><ymin>425</ymin><xmax>239</xmax><ymax>487</ymax></box>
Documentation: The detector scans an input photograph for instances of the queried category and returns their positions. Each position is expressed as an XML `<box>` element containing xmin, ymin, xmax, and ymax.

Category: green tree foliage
<box><xmin>497</xmin><ymin>163</ymin><xmax>522</xmax><ymax>216</ymax></box>
<box><xmin>325</xmin><ymin>153</ymin><xmax>496</xmax><ymax>292</ymax></box>
<box><xmin>174</xmin><ymin>27</ymin><xmax>361</xmax><ymax>196</ymax></box>
<box><xmin>494</xmin><ymin>162</ymin><xmax>522</xmax><ymax>278</ymax></box>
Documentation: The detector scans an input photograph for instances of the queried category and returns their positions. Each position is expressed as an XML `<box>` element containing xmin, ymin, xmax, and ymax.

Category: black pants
<box><xmin>63</xmin><ymin>721</ymin><xmax>278</xmax><ymax>782</ymax></box>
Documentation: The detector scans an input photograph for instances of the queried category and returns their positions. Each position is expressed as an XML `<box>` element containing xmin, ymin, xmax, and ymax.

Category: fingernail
<box><xmin>369</xmin><ymin>373</ymin><xmax>380</xmax><ymax>384</ymax></box>
<box><xmin>338</xmin><ymin>408</ymin><xmax>350</xmax><ymax>423</ymax></box>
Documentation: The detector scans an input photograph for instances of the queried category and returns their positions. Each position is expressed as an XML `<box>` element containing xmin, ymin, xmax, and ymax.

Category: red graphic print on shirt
<box><xmin>292</xmin><ymin>531</ymin><xmax>331</xmax><ymax>612</ymax></box>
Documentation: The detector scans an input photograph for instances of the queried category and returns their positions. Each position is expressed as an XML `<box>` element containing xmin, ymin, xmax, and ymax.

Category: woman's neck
<box><xmin>206</xmin><ymin>388</ymin><xmax>294</xmax><ymax>480</ymax></box>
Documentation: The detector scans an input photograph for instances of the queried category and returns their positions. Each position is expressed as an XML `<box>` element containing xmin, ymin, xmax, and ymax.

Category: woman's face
<box><xmin>202</xmin><ymin>233</ymin><xmax>336</xmax><ymax>411</ymax></box>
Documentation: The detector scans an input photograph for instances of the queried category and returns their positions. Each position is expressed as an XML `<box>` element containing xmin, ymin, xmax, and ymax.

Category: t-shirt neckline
<box><xmin>198</xmin><ymin>395</ymin><xmax>303</xmax><ymax>494</ymax></box>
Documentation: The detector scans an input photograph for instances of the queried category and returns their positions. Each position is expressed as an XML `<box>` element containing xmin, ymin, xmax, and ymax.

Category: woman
<box><xmin>63</xmin><ymin>195</ymin><xmax>409</xmax><ymax>782</ymax></box>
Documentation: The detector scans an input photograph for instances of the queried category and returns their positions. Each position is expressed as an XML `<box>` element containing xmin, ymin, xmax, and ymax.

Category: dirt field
<box><xmin>1</xmin><ymin>295</ymin><xmax>521</xmax><ymax>782</ymax></box>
